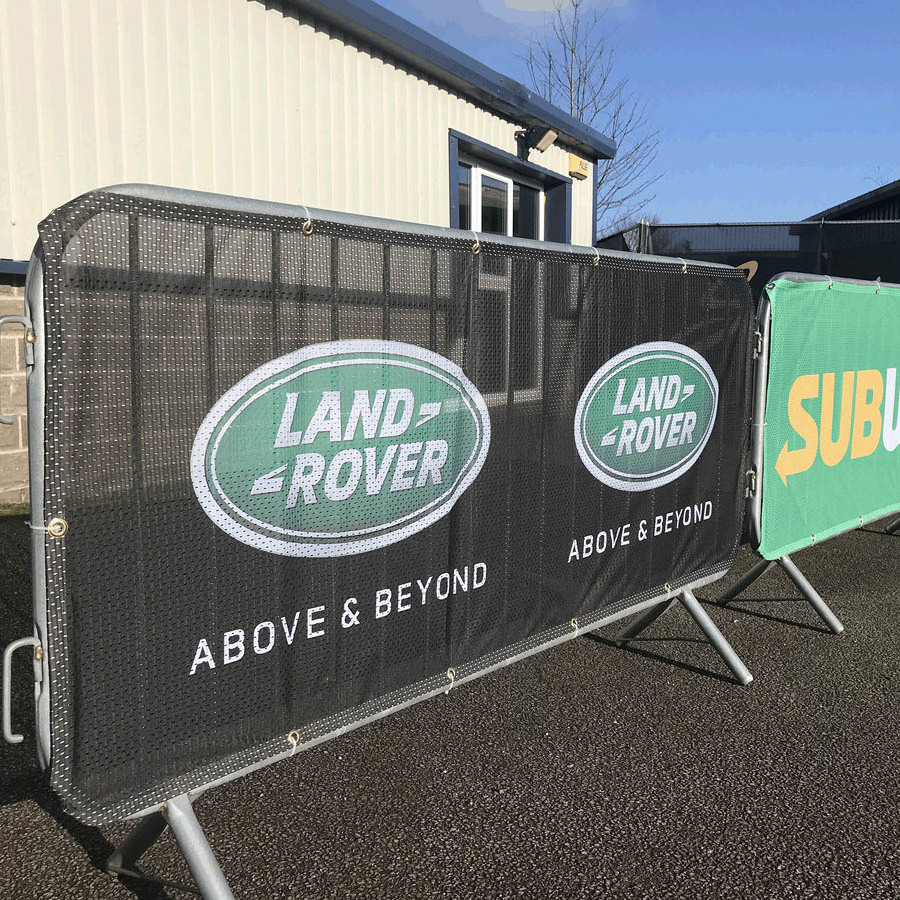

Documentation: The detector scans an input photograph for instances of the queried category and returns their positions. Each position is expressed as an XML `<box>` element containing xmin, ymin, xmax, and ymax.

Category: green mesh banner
<box><xmin>759</xmin><ymin>274</ymin><xmax>900</xmax><ymax>559</ymax></box>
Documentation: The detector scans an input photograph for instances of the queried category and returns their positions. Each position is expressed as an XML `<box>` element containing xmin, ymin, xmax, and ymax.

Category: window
<box><xmin>449</xmin><ymin>130</ymin><xmax>572</xmax><ymax>243</ymax></box>
<box><xmin>448</xmin><ymin>132</ymin><xmax>573</xmax><ymax>407</ymax></box>
<box><xmin>457</xmin><ymin>163</ymin><xmax>545</xmax><ymax>240</ymax></box>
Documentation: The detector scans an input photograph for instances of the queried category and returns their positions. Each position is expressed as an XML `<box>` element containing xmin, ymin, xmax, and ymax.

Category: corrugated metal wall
<box><xmin>0</xmin><ymin>0</ymin><xmax>594</xmax><ymax>261</ymax></box>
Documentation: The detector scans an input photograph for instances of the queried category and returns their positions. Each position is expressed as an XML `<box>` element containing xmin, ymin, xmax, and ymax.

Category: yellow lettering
<box><xmin>819</xmin><ymin>372</ymin><xmax>854</xmax><ymax>466</ymax></box>
<box><xmin>851</xmin><ymin>369</ymin><xmax>884</xmax><ymax>459</ymax></box>
<box><xmin>775</xmin><ymin>374</ymin><xmax>819</xmax><ymax>486</ymax></box>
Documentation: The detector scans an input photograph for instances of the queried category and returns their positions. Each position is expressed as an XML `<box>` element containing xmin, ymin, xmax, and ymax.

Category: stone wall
<box><xmin>0</xmin><ymin>284</ymin><xmax>28</xmax><ymax>506</ymax></box>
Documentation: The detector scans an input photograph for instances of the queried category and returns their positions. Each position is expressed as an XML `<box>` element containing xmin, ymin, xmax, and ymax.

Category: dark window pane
<box><xmin>481</xmin><ymin>175</ymin><xmax>508</xmax><ymax>235</ymax></box>
<box><xmin>458</xmin><ymin>163</ymin><xmax>471</xmax><ymax>230</ymax></box>
<box><xmin>513</xmin><ymin>183</ymin><xmax>540</xmax><ymax>240</ymax></box>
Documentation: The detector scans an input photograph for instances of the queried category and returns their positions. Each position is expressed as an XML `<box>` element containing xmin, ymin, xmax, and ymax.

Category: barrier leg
<box><xmin>678</xmin><ymin>589</ymin><xmax>753</xmax><ymax>686</ymax></box>
<box><xmin>615</xmin><ymin>591</ymin><xmax>752</xmax><ymax>686</ymax></box>
<box><xmin>106</xmin><ymin>811</ymin><xmax>201</xmax><ymax>894</ymax></box>
<box><xmin>615</xmin><ymin>597</ymin><xmax>678</xmax><ymax>645</ymax></box>
<box><xmin>718</xmin><ymin>557</ymin><xmax>775</xmax><ymax>604</ymax></box>
<box><xmin>777</xmin><ymin>555</ymin><xmax>844</xmax><ymax>635</ymax></box>
<box><xmin>163</xmin><ymin>794</ymin><xmax>235</xmax><ymax>900</ymax></box>
<box><xmin>106</xmin><ymin>812</ymin><xmax>169</xmax><ymax>876</ymax></box>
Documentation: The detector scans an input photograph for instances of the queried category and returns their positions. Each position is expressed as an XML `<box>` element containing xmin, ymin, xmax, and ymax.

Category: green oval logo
<box><xmin>191</xmin><ymin>340</ymin><xmax>491</xmax><ymax>556</ymax></box>
<box><xmin>574</xmin><ymin>342</ymin><xmax>718</xmax><ymax>491</ymax></box>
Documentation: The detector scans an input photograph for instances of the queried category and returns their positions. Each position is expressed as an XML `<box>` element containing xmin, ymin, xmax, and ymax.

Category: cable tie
<box><xmin>445</xmin><ymin>667</ymin><xmax>457</xmax><ymax>694</ymax></box>
<box><xmin>591</xmin><ymin>247</ymin><xmax>600</xmax><ymax>267</ymax></box>
<box><xmin>676</xmin><ymin>258</ymin><xmax>687</xmax><ymax>274</ymax></box>
<box><xmin>470</xmin><ymin>231</ymin><xmax>481</xmax><ymax>255</ymax></box>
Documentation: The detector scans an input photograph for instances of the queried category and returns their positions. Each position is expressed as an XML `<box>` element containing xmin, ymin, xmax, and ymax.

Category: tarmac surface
<box><xmin>2</xmin><ymin>513</ymin><xmax>900</xmax><ymax>899</ymax></box>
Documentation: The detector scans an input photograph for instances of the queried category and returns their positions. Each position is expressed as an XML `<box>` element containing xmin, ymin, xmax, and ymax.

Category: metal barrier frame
<box><xmin>6</xmin><ymin>184</ymin><xmax>755</xmax><ymax>898</ymax></box>
<box><xmin>713</xmin><ymin>273</ymin><xmax>900</xmax><ymax>632</ymax></box>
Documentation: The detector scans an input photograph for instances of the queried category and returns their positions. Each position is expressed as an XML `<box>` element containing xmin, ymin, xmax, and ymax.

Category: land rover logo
<box><xmin>574</xmin><ymin>342</ymin><xmax>719</xmax><ymax>491</ymax></box>
<box><xmin>191</xmin><ymin>340</ymin><xmax>491</xmax><ymax>556</ymax></box>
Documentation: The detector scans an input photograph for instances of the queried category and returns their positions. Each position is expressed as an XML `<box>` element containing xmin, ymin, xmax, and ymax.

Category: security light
<box><xmin>534</xmin><ymin>128</ymin><xmax>558</xmax><ymax>152</ymax></box>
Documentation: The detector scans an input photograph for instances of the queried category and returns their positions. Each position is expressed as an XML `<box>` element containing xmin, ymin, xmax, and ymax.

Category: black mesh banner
<box><xmin>35</xmin><ymin>188</ymin><xmax>753</xmax><ymax>823</ymax></box>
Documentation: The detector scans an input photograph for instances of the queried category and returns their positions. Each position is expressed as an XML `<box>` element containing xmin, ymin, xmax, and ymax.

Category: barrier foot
<box><xmin>615</xmin><ymin>597</ymin><xmax>677</xmax><ymax>645</ymax></box>
<box><xmin>679</xmin><ymin>589</ymin><xmax>754</xmax><ymax>685</ymax></box>
<box><xmin>885</xmin><ymin>516</ymin><xmax>900</xmax><ymax>535</ymax></box>
<box><xmin>777</xmin><ymin>555</ymin><xmax>844</xmax><ymax>635</ymax></box>
<box><xmin>718</xmin><ymin>558</ymin><xmax>775</xmax><ymax>604</ymax></box>
<box><xmin>615</xmin><ymin>590</ymin><xmax>753</xmax><ymax>686</ymax></box>
<box><xmin>163</xmin><ymin>794</ymin><xmax>236</xmax><ymax>900</ymax></box>
<box><xmin>106</xmin><ymin>811</ymin><xmax>200</xmax><ymax>894</ymax></box>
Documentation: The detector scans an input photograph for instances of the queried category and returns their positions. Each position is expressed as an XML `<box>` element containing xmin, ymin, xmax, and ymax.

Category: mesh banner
<box><xmin>758</xmin><ymin>273</ymin><xmax>900</xmax><ymax>559</ymax></box>
<box><xmin>36</xmin><ymin>188</ymin><xmax>753</xmax><ymax>823</ymax></box>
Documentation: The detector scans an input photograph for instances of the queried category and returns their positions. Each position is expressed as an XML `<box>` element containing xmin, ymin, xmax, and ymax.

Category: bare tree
<box><xmin>524</xmin><ymin>0</ymin><xmax>660</xmax><ymax>234</ymax></box>
<box><xmin>864</xmin><ymin>165</ymin><xmax>891</xmax><ymax>189</ymax></box>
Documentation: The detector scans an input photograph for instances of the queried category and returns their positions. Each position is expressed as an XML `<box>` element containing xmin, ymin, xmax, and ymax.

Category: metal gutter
<box><xmin>0</xmin><ymin>259</ymin><xmax>28</xmax><ymax>276</ymax></box>
<box><xmin>806</xmin><ymin>178</ymin><xmax>900</xmax><ymax>221</ymax></box>
<box><xmin>280</xmin><ymin>0</ymin><xmax>616</xmax><ymax>161</ymax></box>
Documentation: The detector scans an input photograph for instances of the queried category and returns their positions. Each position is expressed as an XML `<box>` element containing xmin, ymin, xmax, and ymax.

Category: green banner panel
<box><xmin>759</xmin><ymin>274</ymin><xmax>900</xmax><ymax>559</ymax></box>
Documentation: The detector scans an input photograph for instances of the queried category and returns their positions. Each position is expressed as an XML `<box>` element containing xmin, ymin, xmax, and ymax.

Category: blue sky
<box><xmin>372</xmin><ymin>0</ymin><xmax>900</xmax><ymax>231</ymax></box>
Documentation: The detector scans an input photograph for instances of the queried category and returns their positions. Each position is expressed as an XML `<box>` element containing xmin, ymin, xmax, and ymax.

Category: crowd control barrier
<box><xmin>2</xmin><ymin>185</ymin><xmax>753</xmax><ymax>897</ymax></box>
<box><xmin>721</xmin><ymin>272</ymin><xmax>900</xmax><ymax>628</ymax></box>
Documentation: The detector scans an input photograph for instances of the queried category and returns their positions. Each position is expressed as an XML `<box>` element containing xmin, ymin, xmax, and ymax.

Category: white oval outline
<box><xmin>574</xmin><ymin>341</ymin><xmax>719</xmax><ymax>492</ymax></box>
<box><xmin>210</xmin><ymin>359</ymin><xmax>482</xmax><ymax>538</ymax></box>
<box><xmin>191</xmin><ymin>340</ymin><xmax>491</xmax><ymax>557</ymax></box>
<box><xmin>582</xmin><ymin>353</ymin><xmax>714</xmax><ymax>479</ymax></box>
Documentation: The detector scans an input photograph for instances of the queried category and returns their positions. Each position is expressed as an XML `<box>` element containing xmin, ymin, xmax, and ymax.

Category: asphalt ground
<box><xmin>2</xmin><ymin>513</ymin><xmax>900</xmax><ymax>899</ymax></box>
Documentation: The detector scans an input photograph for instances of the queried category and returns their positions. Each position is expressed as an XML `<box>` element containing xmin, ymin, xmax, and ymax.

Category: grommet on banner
<box><xmin>591</xmin><ymin>248</ymin><xmax>600</xmax><ymax>267</ymax></box>
<box><xmin>664</xmin><ymin>582</ymin><xmax>672</xmax><ymax>599</ymax></box>
<box><xmin>300</xmin><ymin>206</ymin><xmax>314</xmax><ymax>235</ymax></box>
<box><xmin>570</xmin><ymin>618</ymin><xmax>579</xmax><ymax>631</ymax></box>
<box><xmin>676</xmin><ymin>258</ymin><xmax>687</xmax><ymax>274</ymax></box>
<box><xmin>827</xmin><ymin>277</ymin><xmax>833</xmax><ymax>290</ymax></box>
<box><xmin>810</xmin><ymin>534</ymin><xmax>816</xmax><ymax>543</ymax></box>
<box><xmin>470</xmin><ymin>232</ymin><xmax>481</xmax><ymax>255</ymax></box>
<box><xmin>875</xmin><ymin>277</ymin><xmax>881</xmax><ymax>294</ymax></box>
<box><xmin>287</xmin><ymin>730</ymin><xmax>301</xmax><ymax>756</ymax></box>
<box><xmin>445</xmin><ymin>667</ymin><xmax>456</xmax><ymax>694</ymax></box>
<box><xmin>47</xmin><ymin>517</ymin><xmax>68</xmax><ymax>538</ymax></box>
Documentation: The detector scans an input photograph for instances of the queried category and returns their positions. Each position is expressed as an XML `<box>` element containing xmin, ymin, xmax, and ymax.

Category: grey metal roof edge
<box><xmin>0</xmin><ymin>259</ymin><xmax>27</xmax><ymax>276</ymax></box>
<box><xmin>806</xmin><ymin>178</ymin><xmax>900</xmax><ymax>221</ymax></box>
<box><xmin>598</xmin><ymin>221</ymin><xmax>818</xmax><ymax>241</ymax></box>
<box><xmin>596</xmin><ymin>218</ymin><xmax>900</xmax><ymax>244</ymax></box>
<box><xmin>279</xmin><ymin>0</ymin><xmax>616</xmax><ymax>161</ymax></box>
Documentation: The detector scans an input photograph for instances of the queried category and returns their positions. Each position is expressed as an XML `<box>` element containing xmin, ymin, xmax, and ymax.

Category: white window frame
<box><xmin>471</xmin><ymin>168</ymin><xmax>512</xmax><ymax>236</ymax></box>
<box><xmin>455</xmin><ymin>161</ymin><xmax>548</xmax><ymax>407</ymax></box>
<box><xmin>465</xmin><ymin>163</ymin><xmax>546</xmax><ymax>241</ymax></box>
